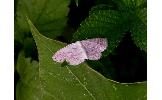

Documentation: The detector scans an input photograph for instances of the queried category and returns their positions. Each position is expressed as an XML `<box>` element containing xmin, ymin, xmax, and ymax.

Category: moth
<box><xmin>52</xmin><ymin>38</ymin><xmax>108</xmax><ymax>65</ymax></box>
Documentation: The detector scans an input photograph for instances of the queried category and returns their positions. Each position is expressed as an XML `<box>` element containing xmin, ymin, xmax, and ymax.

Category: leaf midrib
<box><xmin>36</xmin><ymin>34</ymin><xmax>97</xmax><ymax>100</ymax></box>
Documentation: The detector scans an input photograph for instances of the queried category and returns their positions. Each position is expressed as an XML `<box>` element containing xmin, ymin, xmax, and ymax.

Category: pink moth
<box><xmin>52</xmin><ymin>38</ymin><xmax>108</xmax><ymax>65</ymax></box>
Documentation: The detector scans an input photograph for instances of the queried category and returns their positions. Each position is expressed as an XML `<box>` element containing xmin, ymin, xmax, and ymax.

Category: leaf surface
<box><xmin>16</xmin><ymin>19</ymin><xmax>147</xmax><ymax>100</ymax></box>
<box><xmin>15</xmin><ymin>0</ymin><xmax>70</xmax><ymax>38</ymax></box>
<box><xmin>73</xmin><ymin>5</ymin><xmax>129</xmax><ymax>55</ymax></box>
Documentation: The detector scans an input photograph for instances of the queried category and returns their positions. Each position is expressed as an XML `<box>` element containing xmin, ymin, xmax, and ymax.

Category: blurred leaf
<box><xmin>16</xmin><ymin>51</ymin><xmax>41</xmax><ymax>100</ymax></box>
<box><xmin>16</xmin><ymin>19</ymin><xmax>147</xmax><ymax>100</ymax></box>
<box><xmin>74</xmin><ymin>0</ymin><xmax>79</xmax><ymax>6</ymax></box>
<box><xmin>14</xmin><ymin>22</ymin><xmax>24</xmax><ymax>44</ymax></box>
<box><xmin>131</xmin><ymin>8</ymin><xmax>147</xmax><ymax>52</ymax></box>
<box><xmin>15</xmin><ymin>0</ymin><xmax>70</xmax><ymax>39</ymax></box>
<box><xmin>23</xmin><ymin>37</ymin><xmax>38</xmax><ymax>59</ymax></box>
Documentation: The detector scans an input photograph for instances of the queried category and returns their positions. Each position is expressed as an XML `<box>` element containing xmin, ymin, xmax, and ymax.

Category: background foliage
<box><xmin>15</xmin><ymin>0</ymin><xmax>147</xmax><ymax>99</ymax></box>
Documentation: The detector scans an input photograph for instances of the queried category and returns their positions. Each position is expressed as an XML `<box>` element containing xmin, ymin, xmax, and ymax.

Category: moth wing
<box><xmin>66</xmin><ymin>42</ymin><xmax>88</xmax><ymax>65</ymax></box>
<box><xmin>80</xmin><ymin>38</ymin><xmax>108</xmax><ymax>60</ymax></box>
<box><xmin>52</xmin><ymin>46</ymin><xmax>67</xmax><ymax>63</ymax></box>
<box><xmin>52</xmin><ymin>41</ymin><xmax>87</xmax><ymax>65</ymax></box>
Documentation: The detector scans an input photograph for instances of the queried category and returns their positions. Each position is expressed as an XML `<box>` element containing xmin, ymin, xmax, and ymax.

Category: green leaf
<box><xmin>113</xmin><ymin>0</ymin><xmax>147</xmax><ymax>51</ymax></box>
<box><xmin>86</xmin><ymin>60</ymin><xmax>116</xmax><ymax>80</ymax></box>
<box><xmin>16</xmin><ymin>19</ymin><xmax>147</xmax><ymax>100</ymax></box>
<box><xmin>114</xmin><ymin>0</ymin><xmax>147</xmax><ymax>10</ymax></box>
<box><xmin>73</xmin><ymin>5</ymin><xmax>129</xmax><ymax>56</ymax></box>
<box><xmin>16</xmin><ymin>51</ymin><xmax>41</xmax><ymax>100</ymax></box>
<box><xmin>15</xmin><ymin>0</ymin><xmax>70</xmax><ymax>38</ymax></box>
<box><xmin>131</xmin><ymin>8</ymin><xmax>147</xmax><ymax>52</ymax></box>
<box><xmin>14</xmin><ymin>22</ymin><xmax>24</xmax><ymax>44</ymax></box>
<box><xmin>73</xmin><ymin>0</ymin><xmax>147</xmax><ymax>55</ymax></box>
